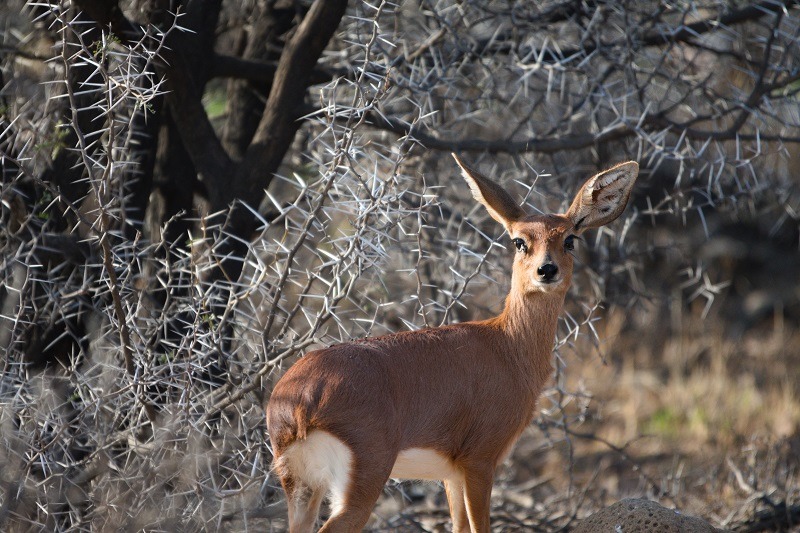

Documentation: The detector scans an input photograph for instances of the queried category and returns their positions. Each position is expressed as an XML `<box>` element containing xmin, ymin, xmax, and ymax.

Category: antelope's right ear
<box><xmin>566</xmin><ymin>161</ymin><xmax>638</xmax><ymax>234</ymax></box>
<box><xmin>452</xmin><ymin>154</ymin><xmax>526</xmax><ymax>233</ymax></box>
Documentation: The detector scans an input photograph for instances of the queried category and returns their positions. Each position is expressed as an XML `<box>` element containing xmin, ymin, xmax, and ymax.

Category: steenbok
<box><xmin>267</xmin><ymin>155</ymin><xmax>639</xmax><ymax>532</ymax></box>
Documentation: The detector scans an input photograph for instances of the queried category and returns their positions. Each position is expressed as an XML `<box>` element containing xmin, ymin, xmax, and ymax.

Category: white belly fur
<box><xmin>390</xmin><ymin>447</ymin><xmax>461</xmax><ymax>480</ymax></box>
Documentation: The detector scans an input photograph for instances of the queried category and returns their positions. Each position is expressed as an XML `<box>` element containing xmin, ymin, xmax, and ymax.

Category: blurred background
<box><xmin>1</xmin><ymin>0</ymin><xmax>798</xmax><ymax>530</ymax></box>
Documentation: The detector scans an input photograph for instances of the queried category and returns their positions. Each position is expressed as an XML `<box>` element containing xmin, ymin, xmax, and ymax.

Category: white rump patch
<box><xmin>281</xmin><ymin>430</ymin><xmax>353</xmax><ymax>516</ymax></box>
<box><xmin>390</xmin><ymin>448</ymin><xmax>461</xmax><ymax>481</ymax></box>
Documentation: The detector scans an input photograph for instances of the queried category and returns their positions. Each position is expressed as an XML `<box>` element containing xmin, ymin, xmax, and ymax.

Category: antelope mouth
<box><xmin>533</xmin><ymin>278</ymin><xmax>564</xmax><ymax>291</ymax></box>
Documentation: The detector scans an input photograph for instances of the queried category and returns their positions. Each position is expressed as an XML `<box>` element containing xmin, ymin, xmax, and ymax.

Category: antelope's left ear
<box><xmin>566</xmin><ymin>161</ymin><xmax>638</xmax><ymax>234</ymax></box>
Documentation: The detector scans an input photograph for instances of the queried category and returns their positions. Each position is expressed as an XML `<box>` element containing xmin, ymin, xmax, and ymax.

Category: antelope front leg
<box><xmin>463</xmin><ymin>466</ymin><xmax>494</xmax><ymax>533</ymax></box>
<box><xmin>445</xmin><ymin>479</ymin><xmax>469</xmax><ymax>533</ymax></box>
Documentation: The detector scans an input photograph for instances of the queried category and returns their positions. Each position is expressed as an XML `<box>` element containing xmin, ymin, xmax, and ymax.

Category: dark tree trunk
<box><xmin>209</xmin><ymin>0</ymin><xmax>349</xmax><ymax>285</ymax></box>
<box><xmin>153</xmin><ymin>113</ymin><xmax>199</xmax><ymax>248</ymax></box>
<box><xmin>222</xmin><ymin>0</ymin><xmax>298</xmax><ymax>159</ymax></box>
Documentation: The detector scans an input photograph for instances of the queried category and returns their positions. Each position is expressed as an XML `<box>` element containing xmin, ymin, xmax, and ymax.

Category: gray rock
<box><xmin>572</xmin><ymin>498</ymin><xmax>727</xmax><ymax>533</ymax></box>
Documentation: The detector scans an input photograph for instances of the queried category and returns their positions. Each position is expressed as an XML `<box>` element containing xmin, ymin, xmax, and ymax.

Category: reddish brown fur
<box><xmin>266</xmin><ymin>156</ymin><xmax>638</xmax><ymax>533</ymax></box>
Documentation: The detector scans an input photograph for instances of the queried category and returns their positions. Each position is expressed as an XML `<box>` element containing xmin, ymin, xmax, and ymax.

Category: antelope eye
<box><xmin>564</xmin><ymin>235</ymin><xmax>576</xmax><ymax>251</ymax></box>
<box><xmin>512</xmin><ymin>238</ymin><xmax>528</xmax><ymax>253</ymax></box>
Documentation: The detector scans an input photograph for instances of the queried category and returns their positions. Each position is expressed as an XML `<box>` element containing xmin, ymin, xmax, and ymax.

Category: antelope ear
<box><xmin>566</xmin><ymin>161</ymin><xmax>638</xmax><ymax>233</ymax></box>
<box><xmin>452</xmin><ymin>154</ymin><xmax>526</xmax><ymax>233</ymax></box>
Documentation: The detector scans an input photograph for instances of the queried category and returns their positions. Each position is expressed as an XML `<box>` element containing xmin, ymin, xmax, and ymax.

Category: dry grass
<box><xmin>588</xmin><ymin>308</ymin><xmax>800</xmax><ymax>450</ymax></box>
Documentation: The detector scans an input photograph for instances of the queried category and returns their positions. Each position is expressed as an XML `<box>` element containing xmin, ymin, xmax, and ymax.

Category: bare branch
<box><xmin>210</xmin><ymin>53</ymin><xmax>336</xmax><ymax>87</ymax></box>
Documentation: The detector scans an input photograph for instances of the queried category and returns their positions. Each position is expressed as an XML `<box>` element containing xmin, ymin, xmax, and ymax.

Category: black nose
<box><xmin>537</xmin><ymin>262</ymin><xmax>558</xmax><ymax>281</ymax></box>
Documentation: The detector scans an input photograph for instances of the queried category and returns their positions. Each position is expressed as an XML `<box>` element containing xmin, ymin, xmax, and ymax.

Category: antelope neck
<box><xmin>495</xmin><ymin>289</ymin><xmax>566</xmax><ymax>361</ymax></box>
